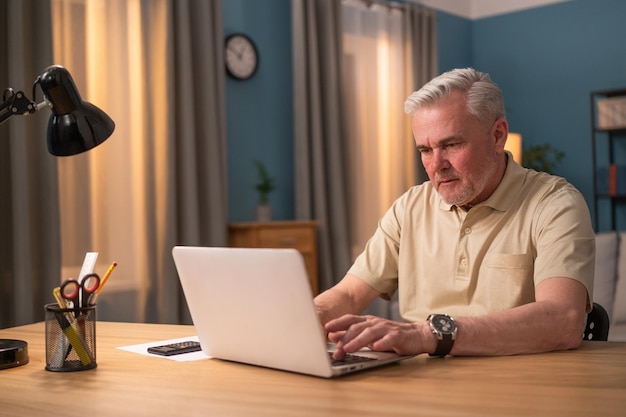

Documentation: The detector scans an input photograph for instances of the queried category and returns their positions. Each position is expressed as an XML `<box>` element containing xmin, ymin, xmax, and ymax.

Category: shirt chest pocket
<box><xmin>484</xmin><ymin>253</ymin><xmax>535</xmax><ymax>312</ymax></box>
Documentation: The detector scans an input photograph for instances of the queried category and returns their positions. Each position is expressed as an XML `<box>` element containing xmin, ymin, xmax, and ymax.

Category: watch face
<box><xmin>225</xmin><ymin>34</ymin><xmax>258</xmax><ymax>80</ymax></box>
<box><xmin>431</xmin><ymin>314</ymin><xmax>456</xmax><ymax>335</ymax></box>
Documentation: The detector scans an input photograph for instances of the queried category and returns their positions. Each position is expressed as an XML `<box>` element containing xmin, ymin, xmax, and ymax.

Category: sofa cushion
<box><xmin>594</xmin><ymin>231</ymin><xmax>619</xmax><ymax>321</ymax></box>
<box><xmin>609</xmin><ymin>323</ymin><xmax>626</xmax><ymax>342</ymax></box>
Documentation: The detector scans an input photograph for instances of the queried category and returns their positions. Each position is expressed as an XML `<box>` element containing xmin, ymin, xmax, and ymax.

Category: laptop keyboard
<box><xmin>329</xmin><ymin>352</ymin><xmax>376</xmax><ymax>367</ymax></box>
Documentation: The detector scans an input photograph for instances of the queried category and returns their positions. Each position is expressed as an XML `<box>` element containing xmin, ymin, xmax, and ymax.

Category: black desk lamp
<box><xmin>0</xmin><ymin>65</ymin><xmax>114</xmax><ymax>369</ymax></box>
<box><xmin>0</xmin><ymin>64</ymin><xmax>115</xmax><ymax>155</ymax></box>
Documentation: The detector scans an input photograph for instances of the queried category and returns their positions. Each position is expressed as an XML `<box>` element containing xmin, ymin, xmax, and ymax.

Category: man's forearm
<box><xmin>322</xmin><ymin>276</ymin><xmax>588</xmax><ymax>358</ymax></box>
<box><xmin>314</xmin><ymin>288</ymin><xmax>357</xmax><ymax>327</ymax></box>
<box><xmin>314</xmin><ymin>274</ymin><xmax>381</xmax><ymax>326</ymax></box>
<box><xmin>451</xmin><ymin>279</ymin><xmax>588</xmax><ymax>356</ymax></box>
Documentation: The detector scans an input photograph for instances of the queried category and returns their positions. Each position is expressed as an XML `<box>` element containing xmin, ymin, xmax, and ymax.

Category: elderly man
<box><xmin>315</xmin><ymin>68</ymin><xmax>595</xmax><ymax>360</ymax></box>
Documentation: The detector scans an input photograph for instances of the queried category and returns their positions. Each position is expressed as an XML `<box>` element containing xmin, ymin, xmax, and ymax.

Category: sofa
<box><xmin>594</xmin><ymin>231</ymin><xmax>626</xmax><ymax>341</ymax></box>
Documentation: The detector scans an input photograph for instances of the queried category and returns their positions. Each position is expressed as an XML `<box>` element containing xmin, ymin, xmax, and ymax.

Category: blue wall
<box><xmin>437</xmin><ymin>12</ymin><xmax>472</xmax><ymax>71</ymax></box>
<box><xmin>468</xmin><ymin>0</ymin><xmax>626</xmax><ymax>231</ymax></box>
<box><xmin>224</xmin><ymin>0</ymin><xmax>626</xmax><ymax>229</ymax></box>
<box><xmin>223</xmin><ymin>0</ymin><xmax>293</xmax><ymax>222</ymax></box>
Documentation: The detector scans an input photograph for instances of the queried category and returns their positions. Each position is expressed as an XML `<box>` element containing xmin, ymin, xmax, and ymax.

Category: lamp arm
<box><xmin>0</xmin><ymin>89</ymin><xmax>39</xmax><ymax>125</ymax></box>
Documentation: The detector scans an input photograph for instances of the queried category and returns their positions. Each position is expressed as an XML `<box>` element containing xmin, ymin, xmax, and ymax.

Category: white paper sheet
<box><xmin>117</xmin><ymin>335</ymin><xmax>210</xmax><ymax>362</ymax></box>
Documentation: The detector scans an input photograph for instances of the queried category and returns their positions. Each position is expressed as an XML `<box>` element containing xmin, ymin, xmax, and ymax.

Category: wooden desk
<box><xmin>1</xmin><ymin>321</ymin><xmax>625</xmax><ymax>417</ymax></box>
<box><xmin>229</xmin><ymin>221</ymin><xmax>319</xmax><ymax>294</ymax></box>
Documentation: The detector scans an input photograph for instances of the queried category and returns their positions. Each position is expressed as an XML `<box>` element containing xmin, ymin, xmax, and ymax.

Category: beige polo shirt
<box><xmin>348</xmin><ymin>155</ymin><xmax>595</xmax><ymax>322</ymax></box>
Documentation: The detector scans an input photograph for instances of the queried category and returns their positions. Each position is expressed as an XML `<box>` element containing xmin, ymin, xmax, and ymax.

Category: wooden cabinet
<box><xmin>228</xmin><ymin>221</ymin><xmax>319</xmax><ymax>294</ymax></box>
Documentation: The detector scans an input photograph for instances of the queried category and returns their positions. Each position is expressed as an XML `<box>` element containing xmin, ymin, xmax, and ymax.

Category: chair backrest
<box><xmin>584</xmin><ymin>302</ymin><xmax>610</xmax><ymax>341</ymax></box>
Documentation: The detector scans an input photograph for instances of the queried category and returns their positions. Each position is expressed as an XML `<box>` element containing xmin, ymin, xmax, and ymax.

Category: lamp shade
<box><xmin>38</xmin><ymin>65</ymin><xmax>115</xmax><ymax>156</ymax></box>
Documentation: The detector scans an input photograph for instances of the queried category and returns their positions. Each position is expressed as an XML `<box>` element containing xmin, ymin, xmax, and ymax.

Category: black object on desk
<box><xmin>0</xmin><ymin>339</ymin><xmax>29</xmax><ymax>370</ymax></box>
<box><xmin>148</xmin><ymin>341</ymin><xmax>202</xmax><ymax>356</ymax></box>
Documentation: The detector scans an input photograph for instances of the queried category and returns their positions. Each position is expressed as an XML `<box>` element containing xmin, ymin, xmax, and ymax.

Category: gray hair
<box><xmin>404</xmin><ymin>68</ymin><xmax>505</xmax><ymax>127</ymax></box>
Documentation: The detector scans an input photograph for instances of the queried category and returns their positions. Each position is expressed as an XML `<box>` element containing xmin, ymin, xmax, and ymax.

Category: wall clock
<box><xmin>224</xmin><ymin>33</ymin><xmax>259</xmax><ymax>80</ymax></box>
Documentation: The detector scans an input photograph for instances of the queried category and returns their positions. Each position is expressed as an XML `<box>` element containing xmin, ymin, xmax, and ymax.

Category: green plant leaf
<box><xmin>521</xmin><ymin>144</ymin><xmax>564</xmax><ymax>174</ymax></box>
<box><xmin>253</xmin><ymin>160</ymin><xmax>275</xmax><ymax>204</ymax></box>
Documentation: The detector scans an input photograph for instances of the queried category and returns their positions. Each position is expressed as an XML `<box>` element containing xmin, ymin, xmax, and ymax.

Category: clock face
<box><xmin>225</xmin><ymin>34</ymin><xmax>258</xmax><ymax>80</ymax></box>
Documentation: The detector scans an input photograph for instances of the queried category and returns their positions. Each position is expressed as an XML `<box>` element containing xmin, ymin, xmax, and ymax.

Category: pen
<box><xmin>89</xmin><ymin>261</ymin><xmax>117</xmax><ymax>305</ymax></box>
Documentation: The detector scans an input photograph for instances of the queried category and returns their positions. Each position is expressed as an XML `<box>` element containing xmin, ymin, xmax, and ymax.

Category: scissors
<box><xmin>60</xmin><ymin>273</ymin><xmax>101</xmax><ymax>309</ymax></box>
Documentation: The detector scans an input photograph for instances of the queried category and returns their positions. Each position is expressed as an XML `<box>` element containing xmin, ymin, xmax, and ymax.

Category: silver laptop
<box><xmin>172</xmin><ymin>246</ymin><xmax>413</xmax><ymax>378</ymax></box>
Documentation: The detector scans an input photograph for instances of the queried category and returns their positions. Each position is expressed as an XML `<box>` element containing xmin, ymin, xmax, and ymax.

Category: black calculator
<box><xmin>147</xmin><ymin>341</ymin><xmax>202</xmax><ymax>356</ymax></box>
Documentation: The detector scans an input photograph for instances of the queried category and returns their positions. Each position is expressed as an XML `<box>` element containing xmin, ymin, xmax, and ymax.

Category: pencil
<box><xmin>89</xmin><ymin>262</ymin><xmax>117</xmax><ymax>305</ymax></box>
<box><xmin>97</xmin><ymin>262</ymin><xmax>117</xmax><ymax>294</ymax></box>
<box><xmin>53</xmin><ymin>287</ymin><xmax>74</xmax><ymax>324</ymax></box>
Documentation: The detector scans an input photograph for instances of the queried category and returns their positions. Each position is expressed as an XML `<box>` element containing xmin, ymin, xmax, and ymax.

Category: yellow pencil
<box><xmin>90</xmin><ymin>262</ymin><xmax>117</xmax><ymax>304</ymax></box>
<box><xmin>53</xmin><ymin>287</ymin><xmax>74</xmax><ymax>324</ymax></box>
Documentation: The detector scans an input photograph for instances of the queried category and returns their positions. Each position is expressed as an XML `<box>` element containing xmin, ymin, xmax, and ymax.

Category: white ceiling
<box><xmin>413</xmin><ymin>0</ymin><xmax>570</xmax><ymax>19</ymax></box>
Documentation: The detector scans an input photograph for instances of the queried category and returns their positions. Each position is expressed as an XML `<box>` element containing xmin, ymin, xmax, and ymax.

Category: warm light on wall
<box><xmin>505</xmin><ymin>133</ymin><xmax>522</xmax><ymax>164</ymax></box>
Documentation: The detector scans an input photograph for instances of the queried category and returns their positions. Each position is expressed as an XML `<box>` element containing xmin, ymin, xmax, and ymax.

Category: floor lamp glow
<box><xmin>505</xmin><ymin>132</ymin><xmax>522</xmax><ymax>164</ymax></box>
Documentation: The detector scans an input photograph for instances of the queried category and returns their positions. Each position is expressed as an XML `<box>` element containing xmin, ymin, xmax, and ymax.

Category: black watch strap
<box><xmin>430</xmin><ymin>333</ymin><xmax>454</xmax><ymax>357</ymax></box>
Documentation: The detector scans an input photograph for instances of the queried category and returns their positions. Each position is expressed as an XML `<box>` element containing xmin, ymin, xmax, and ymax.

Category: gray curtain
<box><xmin>0</xmin><ymin>0</ymin><xmax>59</xmax><ymax>329</ymax></box>
<box><xmin>405</xmin><ymin>3</ymin><xmax>438</xmax><ymax>184</ymax></box>
<box><xmin>292</xmin><ymin>0</ymin><xmax>436</xmax><ymax>294</ymax></box>
<box><xmin>138</xmin><ymin>0</ymin><xmax>228</xmax><ymax>324</ymax></box>
<box><xmin>292</xmin><ymin>0</ymin><xmax>353</xmax><ymax>292</ymax></box>
<box><xmin>161</xmin><ymin>0</ymin><xmax>228</xmax><ymax>323</ymax></box>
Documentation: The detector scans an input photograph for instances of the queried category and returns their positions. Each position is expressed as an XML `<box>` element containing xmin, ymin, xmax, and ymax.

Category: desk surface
<box><xmin>1</xmin><ymin>321</ymin><xmax>625</xmax><ymax>417</ymax></box>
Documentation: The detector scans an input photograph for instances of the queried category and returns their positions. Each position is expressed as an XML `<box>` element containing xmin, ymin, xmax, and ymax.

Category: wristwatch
<box><xmin>427</xmin><ymin>314</ymin><xmax>457</xmax><ymax>357</ymax></box>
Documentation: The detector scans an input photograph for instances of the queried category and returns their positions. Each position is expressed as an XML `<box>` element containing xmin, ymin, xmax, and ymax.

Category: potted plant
<box><xmin>522</xmin><ymin>144</ymin><xmax>565</xmax><ymax>174</ymax></box>
<box><xmin>253</xmin><ymin>160</ymin><xmax>275</xmax><ymax>221</ymax></box>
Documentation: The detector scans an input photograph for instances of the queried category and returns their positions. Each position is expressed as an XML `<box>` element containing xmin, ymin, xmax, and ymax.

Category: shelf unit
<box><xmin>591</xmin><ymin>88</ymin><xmax>626</xmax><ymax>231</ymax></box>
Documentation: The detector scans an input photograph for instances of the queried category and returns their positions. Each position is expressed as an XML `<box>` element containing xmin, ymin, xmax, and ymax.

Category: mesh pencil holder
<box><xmin>44</xmin><ymin>303</ymin><xmax>97</xmax><ymax>372</ymax></box>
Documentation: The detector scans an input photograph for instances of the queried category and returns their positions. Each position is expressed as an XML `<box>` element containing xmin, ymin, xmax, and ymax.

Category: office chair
<box><xmin>583</xmin><ymin>302</ymin><xmax>610</xmax><ymax>341</ymax></box>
